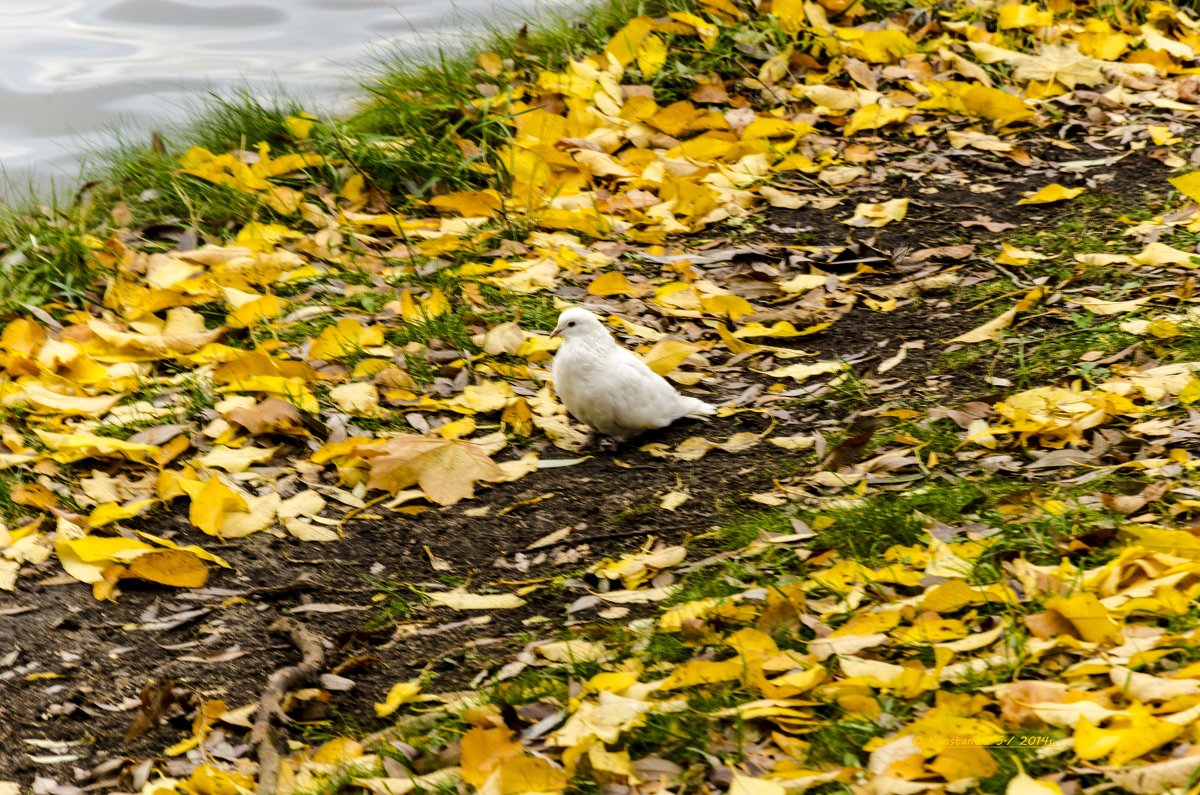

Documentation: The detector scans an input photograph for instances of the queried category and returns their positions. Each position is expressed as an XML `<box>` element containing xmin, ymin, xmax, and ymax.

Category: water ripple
<box><xmin>0</xmin><ymin>0</ymin><xmax>567</xmax><ymax>186</ymax></box>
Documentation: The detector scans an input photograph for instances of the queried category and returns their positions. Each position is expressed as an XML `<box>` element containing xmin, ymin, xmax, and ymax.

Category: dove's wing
<box><xmin>587</xmin><ymin>347</ymin><xmax>705</xmax><ymax>437</ymax></box>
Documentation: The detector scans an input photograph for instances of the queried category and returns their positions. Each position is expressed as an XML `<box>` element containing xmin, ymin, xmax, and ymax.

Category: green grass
<box><xmin>806</xmin><ymin>483</ymin><xmax>986</xmax><ymax>563</ymax></box>
<box><xmin>0</xmin><ymin>202</ymin><xmax>97</xmax><ymax>311</ymax></box>
<box><xmin>364</xmin><ymin>581</ymin><xmax>423</xmax><ymax>631</ymax></box>
<box><xmin>1006</xmin><ymin>314</ymin><xmax>1141</xmax><ymax>388</ymax></box>
<box><xmin>0</xmin><ymin>471</ymin><xmax>36</xmax><ymax>524</ymax></box>
<box><xmin>0</xmin><ymin>0</ymin><xmax>702</xmax><ymax>315</ymax></box>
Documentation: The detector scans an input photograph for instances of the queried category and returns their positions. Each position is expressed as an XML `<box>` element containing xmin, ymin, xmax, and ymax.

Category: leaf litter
<box><xmin>10</xmin><ymin>0</ymin><xmax>1200</xmax><ymax>792</ymax></box>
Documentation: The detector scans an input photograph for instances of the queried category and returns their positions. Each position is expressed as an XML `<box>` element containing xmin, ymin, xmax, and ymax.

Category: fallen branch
<box><xmin>251</xmin><ymin>617</ymin><xmax>326</xmax><ymax>795</ymax></box>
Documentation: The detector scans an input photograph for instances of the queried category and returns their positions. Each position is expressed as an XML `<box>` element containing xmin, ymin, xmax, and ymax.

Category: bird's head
<box><xmin>550</xmin><ymin>307</ymin><xmax>608</xmax><ymax>341</ymax></box>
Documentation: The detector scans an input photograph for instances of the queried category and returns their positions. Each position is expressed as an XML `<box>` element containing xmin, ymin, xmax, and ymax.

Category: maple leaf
<box><xmin>224</xmin><ymin>397</ymin><xmax>307</xmax><ymax>435</ymax></box>
<box><xmin>969</xmin><ymin>41</ymin><xmax>1153</xmax><ymax>88</ymax></box>
<box><xmin>357</xmin><ymin>434</ymin><xmax>505</xmax><ymax>505</ymax></box>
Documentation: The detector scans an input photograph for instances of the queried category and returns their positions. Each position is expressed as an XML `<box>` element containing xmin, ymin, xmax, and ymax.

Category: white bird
<box><xmin>550</xmin><ymin>307</ymin><xmax>716</xmax><ymax>442</ymax></box>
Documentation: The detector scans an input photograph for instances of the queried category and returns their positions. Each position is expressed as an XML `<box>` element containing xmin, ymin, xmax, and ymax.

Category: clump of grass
<box><xmin>810</xmin><ymin>483</ymin><xmax>986</xmax><ymax>563</ymax></box>
<box><xmin>0</xmin><ymin>202</ymin><xmax>96</xmax><ymax>311</ymax></box>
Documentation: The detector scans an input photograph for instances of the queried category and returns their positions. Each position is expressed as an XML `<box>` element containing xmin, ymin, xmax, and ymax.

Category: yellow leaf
<box><xmin>123</xmin><ymin>550</ymin><xmax>210</xmax><ymax>588</ymax></box>
<box><xmin>547</xmin><ymin>691</ymin><xmax>661</xmax><ymax>747</ymax></box>
<box><xmin>447</xmin><ymin>381</ymin><xmax>516</xmax><ymax>413</ymax></box>
<box><xmin>310</xmin><ymin>319</ymin><xmax>385</xmax><ymax>361</ymax></box>
<box><xmin>138</xmin><ymin>532</ymin><xmax>231</xmax><ymax>567</ymax></box>
<box><xmin>429</xmin><ymin>190</ymin><xmax>502</xmax><ymax>218</ymax></box>
<box><xmin>948</xmin><ymin>307</ymin><xmax>1017</xmax><ymax>343</ymax></box>
<box><xmin>375</xmin><ymin>680</ymin><xmax>422</xmax><ymax>718</ymax></box>
<box><xmin>234</xmin><ymin>221</ymin><xmax>302</xmax><ymax>253</ymax></box>
<box><xmin>766</xmin><ymin>361</ymin><xmax>848</xmax><ymax>382</ymax></box>
<box><xmin>1005</xmin><ymin>770</ymin><xmax>1063</xmax><ymax>795</ymax></box>
<box><xmin>499</xmin><ymin>755</ymin><xmax>568</xmax><ymax>794</ymax></box>
<box><xmin>436</xmin><ymin>416</ymin><xmax>476</xmax><ymax>440</ymax></box>
<box><xmin>57</xmin><ymin>536</ymin><xmax>151</xmax><ymax>584</ymax></box>
<box><xmin>729</xmin><ymin>775</ymin><xmax>787</xmax><ymax>795</ymax></box>
<box><xmin>701</xmin><ymin>294</ymin><xmax>755</xmax><ymax>319</ymax></box>
<box><xmin>588</xmin><ymin>271</ymin><xmax>652</xmax><ymax>297</ymax></box>
<box><xmin>358</xmin><ymin>434</ymin><xmax>504</xmax><ymax>505</ymax></box>
<box><xmin>1044</xmin><ymin>592</ymin><xmax>1120</xmax><ymax>643</ymax></box>
<box><xmin>312</xmin><ymin>737</ymin><xmax>365</xmax><ymax>765</ymax></box>
<box><xmin>284</xmin><ymin>113</ymin><xmax>316</xmax><ymax>139</ymax></box>
<box><xmin>641</xmin><ymin>339</ymin><xmax>703</xmax><ymax>375</ymax></box>
<box><xmin>660</xmin><ymin>489</ymin><xmax>690</xmax><ymax>511</ymax></box>
<box><xmin>1149</xmin><ymin>125</ymin><xmax>1180</xmax><ymax>146</ymax></box>
<box><xmin>960</xmin><ymin>84</ymin><xmax>1035</xmax><ymax>126</ymax></box>
<box><xmin>477</xmin><ymin>52</ymin><xmax>503</xmax><ymax>77</ymax></box>
<box><xmin>428</xmin><ymin>590</ymin><xmax>526</xmax><ymax>610</ymax></box>
<box><xmin>189</xmin><ymin>478</ymin><xmax>248</xmax><ymax>537</ymax></box>
<box><xmin>89</xmin><ymin>499</ymin><xmax>156</xmax><ymax>527</ymax></box>
<box><xmin>836</xmin><ymin>28</ymin><xmax>918</xmax><ymax>64</ymax></box>
<box><xmin>1075</xmin><ymin>708</ymin><xmax>1182</xmax><ymax>765</ymax></box>
<box><xmin>1170</xmin><ymin>171</ymin><xmax>1200</xmax><ymax>203</ymax></box>
<box><xmin>329</xmin><ymin>382</ymin><xmax>385</xmax><ymax>417</ymax></box>
<box><xmin>196</xmin><ymin>445</ymin><xmax>278</xmax><ymax>473</ymax></box>
<box><xmin>637</xmin><ymin>34</ymin><xmax>668</xmax><ymax>77</ymax></box>
<box><xmin>668</xmin><ymin>11</ymin><xmax>718</xmax><ymax>48</ymax></box>
<box><xmin>843</xmin><ymin>104</ymin><xmax>912</xmax><ymax>136</ymax></box>
<box><xmin>88</xmin><ymin>307</ymin><xmax>223</xmax><ymax>356</ymax></box>
<box><xmin>36</xmin><ymin>431</ymin><xmax>160</xmax><ymax>464</ymax></box>
<box><xmin>227</xmin><ymin>294</ymin><xmax>285</xmax><ymax>328</ymax></box>
<box><xmin>1018</xmin><ymin>183</ymin><xmax>1085</xmax><ymax>205</ymax></box>
<box><xmin>186</xmin><ymin>764</ymin><xmax>255</xmax><ymax>795</ymax></box>
<box><xmin>733</xmin><ymin>321</ymin><xmax>829</xmax><ymax>338</ymax></box>
<box><xmin>219</xmin><ymin>375</ymin><xmax>320</xmax><ymax>414</ymax></box>
<box><xmin>1132</xmin><ymin>242</ymin><xmax>1198</xmax><ymax>267</ymax></box>
<box><xmin>660</xmin><ymin>658</ymin><xmax>744</xmax><ymax>689</ymax></box>
<box><xmin>605</xmin><ymin>17</ymin><xmax>656</xmax><ymax>67</ymax></box>
<box><xmin>995</xmin><ymin>243</ymin><xmax>1049</xmax><ymax>266</ymax></box>
<box><xmin>998</xmin><ymin>4</ymin><xmax>1054</xmax><ymax>28</ymax></box>
<box><xmin>845</xmin><ymin>198</ymin><xmax>909</xmax><ymax>227</ymax></box>
<box><xmin>1071</xmin><ymin>296</ymin><xmax>1149</xmax><ymax>315</ymax></box>
<box><xmin>3</xmin><ymin>385</ymin><xmax>123</xmax><ymax>417</ymax></box>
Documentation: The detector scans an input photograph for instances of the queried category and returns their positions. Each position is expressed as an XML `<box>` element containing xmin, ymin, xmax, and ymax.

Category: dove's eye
<box><xmin>567</xmin><ymin>321</ymin><xmax>576</xmax><ymax>327</ymax></box>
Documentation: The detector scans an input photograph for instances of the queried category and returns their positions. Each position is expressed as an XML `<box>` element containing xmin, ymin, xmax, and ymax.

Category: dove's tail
<box><xmin>681</xmin><ymin>397</ymin><xmax>717</xmax><ymax>419</ymax></box>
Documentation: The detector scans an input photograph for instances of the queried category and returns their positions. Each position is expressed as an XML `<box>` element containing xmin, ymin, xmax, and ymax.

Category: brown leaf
<box><xmin>691</xmin><ymin>82</ymin><xmax>731</xmax><ymax>103</ymax></box>
<box><xmin>126</xmin><ymin>679</ymin><xmax>193</xmax><ymax>740</ymax></box>
<box><xmin>358</xmin><ymin>434</ymin><xmax>505</xmax><ymax>505</ymax></box>
<box><xmin>959</xmin><ymin>215</ymin><xmax>1017</xmax><ymax>232</ymax></box>
<box><xmin>822</xmin><ymin>428</ymin><xmax>876</xmax><ymax>470</ymax></box>
<box><xmin>127</xmin><ymin>423</ymin><xmax>193</xmax><ymax>447</ymax></box>
<box><xmin>1023</xmin><ymin>610</ymin><xmax>1078</xmax><ymax>640</ymax></box>
<box><xmin>1101</xmin><ymin>492</ymin><xmax>1147</xmax><ymax>515</ymax></box>
<box><xmin>226</xmin><ymin>398</ymin><xmax>306</xmax><ymax>436</ymax></box>
<box><xmin>997</xmin><ymin>681</ymin><xmax>1064</xmax><ymax>726</ymax></box>
<box><xmin>842</xmin><ymin>57</ymin><xmax>877</xmax><ymax>90</ymax></box>
<box><xmin>12</xmin><ymin>483</ymin><xmax>59</xmax><ymax>511</ymax></box>
<box><xmin>907</xmin><ymin>244</ymin><xmax>976</xmax><ymax>262</ymax></box>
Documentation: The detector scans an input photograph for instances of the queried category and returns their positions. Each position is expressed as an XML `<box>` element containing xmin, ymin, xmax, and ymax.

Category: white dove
<box><xmin>550</xmin><ymin>307</ymin><xmax>716</xmax><ymax>442</ymax></box>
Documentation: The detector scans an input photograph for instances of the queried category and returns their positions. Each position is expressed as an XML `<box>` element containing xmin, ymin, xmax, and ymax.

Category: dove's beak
<box><xmin>549</xmin><ymin>325</ymin><xmax>563</xmax><ymax>338</ymax></box>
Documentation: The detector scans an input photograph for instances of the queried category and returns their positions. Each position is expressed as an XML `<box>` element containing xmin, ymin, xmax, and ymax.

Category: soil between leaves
<box><xmin>0</xmin><ymin>146</ymin><xmax>1166</xmax><ymax>784</ymax></box>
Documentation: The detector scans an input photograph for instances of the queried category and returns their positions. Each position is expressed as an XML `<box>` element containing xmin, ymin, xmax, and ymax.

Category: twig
<box><xmin>252</xmin><ymin>618</ymin><xmax>326</xmax><ymax>795</ymax></box>
<box><xmin>337</xmin><ymin>494</ymin><xmax>390</xmax><ymax>533</ymax></box>
<box><xmin>543</xmin><ymin>528</ymin><xmax>662</xmax><ymax>548</ymax></box>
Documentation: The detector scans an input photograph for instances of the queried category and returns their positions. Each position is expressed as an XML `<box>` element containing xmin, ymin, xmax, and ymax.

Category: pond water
<box><xmin>0</xmin><ymin>0</ymin><xmax>567</xmax><ymax>192</ymax></box>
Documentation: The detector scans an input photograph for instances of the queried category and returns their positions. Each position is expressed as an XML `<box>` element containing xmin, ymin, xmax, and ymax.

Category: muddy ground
<box><xmin>0</xmin><ymin>145</ymin><xmax>1169</xmax><ymax>787</ymax></box>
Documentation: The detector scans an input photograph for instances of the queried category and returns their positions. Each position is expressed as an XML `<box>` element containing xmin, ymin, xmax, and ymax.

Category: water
<box><xmin>0</xmin><ymin>0</ymin><xmax>567</xmax><ymax>191</ymax></box>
